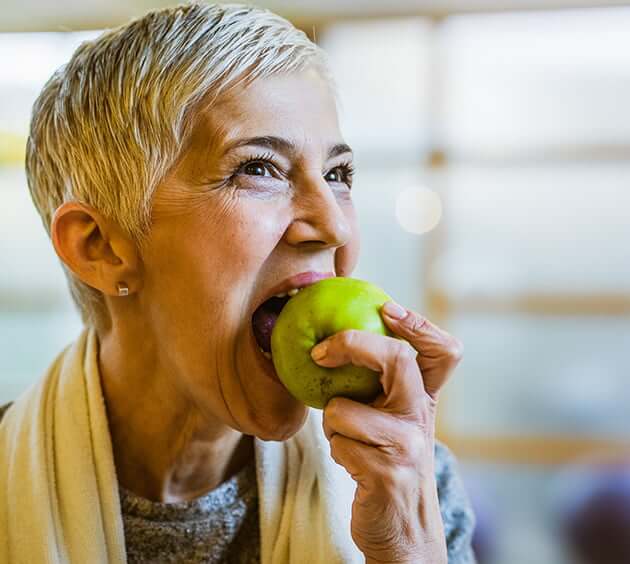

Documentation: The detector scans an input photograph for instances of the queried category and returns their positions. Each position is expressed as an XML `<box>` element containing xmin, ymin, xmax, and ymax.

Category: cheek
<box><xmin>335</xmin><ymin>205</ymin><xmax>360</xmax><ymax>277</ymax></box>
<box><xmin>144</xmin><ymin>198</ymin><xmax>287</xmax><ymax>306</ymax></box>
<box><xmin>205</xmin><ymin>204</ymin><xmax>289</xmax><ymax>291</ymax></box>
<box><xmin>229</xmin><ymin>208</ymin><xmax>288</xmax><ymax>264</ymax></box>
<box><xmin>138</xmin><ymin>201</ymin><xmax>285</xmax><ymax>371</ymax></box>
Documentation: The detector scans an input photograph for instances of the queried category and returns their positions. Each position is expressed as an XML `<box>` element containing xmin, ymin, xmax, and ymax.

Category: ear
<box><xmin>51</xmin><ymin>202</ymin><xmax>142</xmax><ymax>296</ymax></box>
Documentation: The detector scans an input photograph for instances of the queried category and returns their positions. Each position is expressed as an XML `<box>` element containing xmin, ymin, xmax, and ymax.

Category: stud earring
<box><xmin>117</xmin><ymin>282</ymin><xmax>129</xmax><ymax>297</ymax></box>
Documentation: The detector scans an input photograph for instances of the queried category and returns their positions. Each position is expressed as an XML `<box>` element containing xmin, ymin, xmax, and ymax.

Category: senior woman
<box><xmin>0</xmin><ymin>3</ymin><xmax>475</xmax><ymax>563</ymax></box>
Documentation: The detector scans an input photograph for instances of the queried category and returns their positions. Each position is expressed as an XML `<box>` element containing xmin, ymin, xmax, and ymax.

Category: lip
<box><xmin>248</xmin><ymin>322</ymin><xmax>284</xmax><ymax>386</ymax></box>
<box><xmin>254</xmin><ymin>270</ymin><xmax>335</xmax><ymax>311</ymax></box>
<box><xmin>248</xmin><ymin>270</ymin><xmax>335</xmax><ymax>387</ymax></box>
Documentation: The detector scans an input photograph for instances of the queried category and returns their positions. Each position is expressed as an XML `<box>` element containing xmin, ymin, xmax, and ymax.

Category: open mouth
<box><xmin>250</xmin><ymin>271</ymin><xmax>335</xmax><ymax>360</ymax></box>
<box><xmin>251</xmin><ymin>290</ymin><xmax>301</xmax><ymax>358</ymax></box>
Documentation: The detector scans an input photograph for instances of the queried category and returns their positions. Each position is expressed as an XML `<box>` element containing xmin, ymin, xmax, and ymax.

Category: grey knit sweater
<box><xmin>0</xmin><ymin>401</ymin><xmax>476</xmax><ymax>563</ymax></box>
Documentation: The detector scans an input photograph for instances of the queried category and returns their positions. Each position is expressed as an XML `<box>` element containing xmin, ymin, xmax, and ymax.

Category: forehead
<box><xmin>189</xmin><ymin>68</ymin><xmax>343</xmax><ymax>156</ymax></box>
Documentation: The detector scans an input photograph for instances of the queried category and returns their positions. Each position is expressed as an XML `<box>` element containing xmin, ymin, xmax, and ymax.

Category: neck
<box><xmin>97</xmin><ymin>328</ymin><xmax>254</xmax><ymax>503</ymax></box>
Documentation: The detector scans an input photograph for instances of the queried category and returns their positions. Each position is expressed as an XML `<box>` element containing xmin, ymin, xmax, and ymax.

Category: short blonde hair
<box><xmin>26</xmin><ymin>2</ymin><xmax>331</xmax><ymax>330</ymax></box>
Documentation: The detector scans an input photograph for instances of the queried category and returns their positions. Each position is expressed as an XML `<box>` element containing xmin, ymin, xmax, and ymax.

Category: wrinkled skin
<box><xmin>314</xmin><ymin>304</ymin><xmax>463</xmax><ymax>563</ymax></box>
<box><xmin>51</xmin><ymin>68</ymin><xmax>463</xmax><ymax>562</ymax></box>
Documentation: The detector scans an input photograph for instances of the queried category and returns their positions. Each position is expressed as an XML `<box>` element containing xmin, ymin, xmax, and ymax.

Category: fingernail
<box><xmin>383</xmin><ymin>301</ymin><xmax>407</xmax><ymax>320</ymax></box>
<box><xmin>311</xmin><ymin>341</ymin><xmax>328</xmax><ymax>361</ymax></box>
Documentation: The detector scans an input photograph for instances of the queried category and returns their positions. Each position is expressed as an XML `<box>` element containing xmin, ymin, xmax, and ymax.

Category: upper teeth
<box><xmin>274</xmin><ymin>287</ymin><xmax>301</xmax><ymax>298</ymax></box>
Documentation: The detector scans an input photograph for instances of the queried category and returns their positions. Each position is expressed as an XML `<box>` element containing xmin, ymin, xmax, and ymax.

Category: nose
<box><xmin>284</xmin><ymin>177</ymin><xmax>352</xmax><ymax>250</ymax></box>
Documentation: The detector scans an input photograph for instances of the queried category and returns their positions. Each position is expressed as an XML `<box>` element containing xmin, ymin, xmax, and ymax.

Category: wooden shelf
<box><xmin>439</xmin><ymin>433</ymin><xmax>630</xmax><ymax>465</ymax></box>
<box><xmin>427</xmin><ymin>289</ymin><xmax>630</xmax><ymax>317</ymax></box>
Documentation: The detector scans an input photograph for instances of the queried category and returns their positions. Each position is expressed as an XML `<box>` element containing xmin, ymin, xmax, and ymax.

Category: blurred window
<box><xmin>429</xmin><ymin>9</ymin><xmax>630</xmax><ymax>441</ymax></box>
<box><xmin>438</xmin><ymin>10</ymin><xmax>630</xmax><ymax>158</ymax></box>
<box><xmin>0</xmin><ymin>33</ymin><xmax>97</xmax><ymax>400</ymax></box>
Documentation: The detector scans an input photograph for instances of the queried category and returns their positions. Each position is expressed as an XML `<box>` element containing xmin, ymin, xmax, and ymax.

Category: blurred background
<box><xmin>2</xmin><ymin>1</ymin><xmax>630</xmax><ymax>563</ymax></box>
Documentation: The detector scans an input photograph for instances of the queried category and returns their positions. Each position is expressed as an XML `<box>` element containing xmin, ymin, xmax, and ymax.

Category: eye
<box><xmin>242</xmin><ymin>161</ymin><xmax>273</xmax><ymax>177</ymax></box>
<box><xmin>324</xmin><ymin>163</ymin><xmax>354</xmax><ymax>187</ymax></box>
<box><xmin>324</xmin><ymin>168</ymin><xmax>343</xmax><ymax>182</ymax></box>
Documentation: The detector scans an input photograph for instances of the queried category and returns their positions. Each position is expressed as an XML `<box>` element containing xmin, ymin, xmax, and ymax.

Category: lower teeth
<box><xmin>258</xmin><ymin>347</ymin><xmax>272</xmax><ymax>360</ymax></box>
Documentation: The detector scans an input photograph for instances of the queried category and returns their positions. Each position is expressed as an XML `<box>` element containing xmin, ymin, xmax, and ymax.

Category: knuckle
<box><xmin>407</xmin><ymin>312</ymin><xmax>427</xmax><ymax>334</ymax></box>
<box><xmin>448</xmin><ymin>337</ymin><xmax>464</xmax><ymax>363</ymax></box>
<box><xmin>339</xmin><ymin>329</ymin><xmax>358</xmax><ymax>348</ymax></box>
<box><xmin>396</xmin><ymin>340</ymin><xmax>417</xmax><ymax>363</ymax></box>
<box><xmin>391</xmin><ymin>433</ymin><xmax>414</xmax><ymax>460</ymax></box>
<box><xmin>378</xmin><ymin>465</ymin><xmax>414</xmax><ymax>493</ymax></box>
<box><xmin>324</xmin><ymin>397</ymin><xmax>341</xmax><ymax>420</ymax></box>
<box><xmin>328</xmin><ymin>434</ymin><xmax>342</xmax><ymax>462</ymax></box>
<box><xmin>407</xmin><ymin>430</ymin><xmax>430</xmax><ymax>460</ymax></box>
<box><xmin>388</xmin><ymin>340</ymin><xmax>417</xmax><ymax>374</ymax></box>
<box><xmin>393</xmin><ymin>425</ymin><xmax>426</xmax><ymax>460</ymax></box>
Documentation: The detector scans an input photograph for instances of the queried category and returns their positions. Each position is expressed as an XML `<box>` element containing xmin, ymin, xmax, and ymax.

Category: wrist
<box><xmin>366</xmin><ymin>560</ymin><xmax>418</xmax><ymax>564</ymax></box>
<box><xmin>363</xmin><ymin>540</ymin><xmax>447</xmax><ymax>564</ymax></box>
<box><xmin>363</xmin><ymin>533</ymin><xmax>447</xmax><ymax>564</ymax></box>
<box><xmin>366</xmin><ymin>552</ymin><xmax>445</xmax><ymax>564</ymax></box>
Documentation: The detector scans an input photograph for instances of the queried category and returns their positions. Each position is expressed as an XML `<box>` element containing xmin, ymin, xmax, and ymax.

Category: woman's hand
<box><xmin>310</xmin><ymin>301</ymin><xmax>463</xmax><ymax>564</ymax></box>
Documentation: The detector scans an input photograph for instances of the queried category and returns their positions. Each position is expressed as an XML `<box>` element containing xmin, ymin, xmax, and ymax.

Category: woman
<box><xmin>0</xmin><ymin>3</ymin><xmax>475</xmax><ymax>563</ymax></box>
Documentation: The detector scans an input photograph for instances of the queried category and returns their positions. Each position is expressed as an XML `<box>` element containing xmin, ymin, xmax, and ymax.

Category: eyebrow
<box><xmin>222</xmin><ymin>135</ymin><xmax>353</xmax><ymax>160</ymax></box>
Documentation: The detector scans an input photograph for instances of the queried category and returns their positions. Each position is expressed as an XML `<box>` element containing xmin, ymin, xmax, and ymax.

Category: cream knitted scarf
<box><xmin>0</xmin><ymin>328</ymin><xmax>361</xmax><ymax>563</ymax></box>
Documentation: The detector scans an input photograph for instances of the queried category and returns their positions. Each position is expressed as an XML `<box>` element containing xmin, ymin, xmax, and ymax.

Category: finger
<box><xmin>381</xmin><ymin>301</ymin><xmax>463</xmax><ymax>362</ymax></box>
<box><xmin>328</xmin><ymin>433</ymin><xmax>385</xmax><ymax>481</ymax></box>
<box><xmin>380</xmin><ymin>302</ymin><xmax>464</xmax><ymax>398</ymax></box>
<box><xmin>328</xmin><ymin>433</ymin><xmax>364</xmax><ymax>477</ymax></box>
<box><xmin>322</xmin><ymin>396</ymin><xmax>404</xmax><ymax>446</ymax></box>
<box><xmin>328</xmin><ymin>434</ymin><xmax>414</xmax><ymax>495</ymax></box>
<box><xmin>311</xmin><ymin>329</ymin><xmax>395</xmax><ymax>372</ymax></box>
<box><xmin>311</xmin><ymin>330</ymin><xmax>424</xmax><ymax>413</ymax></box>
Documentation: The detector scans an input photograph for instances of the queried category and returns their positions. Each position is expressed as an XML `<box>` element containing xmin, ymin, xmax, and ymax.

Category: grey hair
<box><xmin>25</xmin><ymin>2</ymin><xmax>333</xmax><ymax>331</ymax></box>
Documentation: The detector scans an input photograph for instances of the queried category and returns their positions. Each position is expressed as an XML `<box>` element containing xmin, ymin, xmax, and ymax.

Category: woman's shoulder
<box><xmin>0</xmin><ymin>402</ymin><xmax>13</xmax><ymax>423</ymax></box>
<box><xmin>434</xmin><ymin>441</ymin><xmax>477</xmax><ymax>563</ymax></box>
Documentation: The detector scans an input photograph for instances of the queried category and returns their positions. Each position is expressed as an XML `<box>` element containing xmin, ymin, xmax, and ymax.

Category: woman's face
<box><xmin>140</xmin><ymin>68</ymin><xmax>360</xmax><ymax>440</ymax></box>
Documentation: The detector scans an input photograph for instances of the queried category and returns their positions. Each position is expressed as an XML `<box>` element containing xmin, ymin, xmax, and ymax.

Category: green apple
<box><xmin>270</xmin><ymin>277</ymin><xmax>394</xmax><ymax>409</ymax></box>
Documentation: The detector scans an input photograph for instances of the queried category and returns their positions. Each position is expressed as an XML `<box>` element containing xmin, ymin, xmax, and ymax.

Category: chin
<box><xmin>227</xmin><ymin>319</ymin><xmax>309</xmax><ymax>441</ymax></box>
<box><xmin>245</xmin><ymin>400</ymin><xmax>310</xmax><ymax>442</ymax></box>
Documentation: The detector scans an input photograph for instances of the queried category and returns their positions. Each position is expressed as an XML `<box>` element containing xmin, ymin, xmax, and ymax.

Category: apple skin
<box><xmin>270</xmin><ymin>277</ymin><xmax>394</xmax><ymax>409</ymax></box>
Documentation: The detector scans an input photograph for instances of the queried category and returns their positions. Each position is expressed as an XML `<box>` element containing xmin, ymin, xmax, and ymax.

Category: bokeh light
<box><xmin>395</xmin><ymin>185</ymin><xmax>443</xmax><ymax>235</ymax></box>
